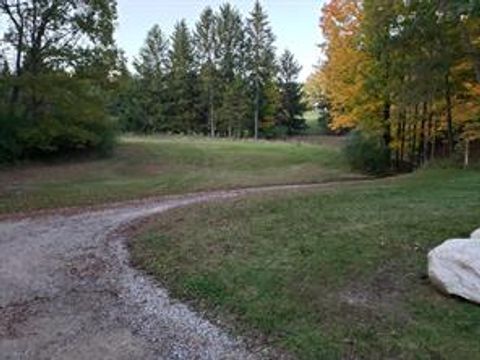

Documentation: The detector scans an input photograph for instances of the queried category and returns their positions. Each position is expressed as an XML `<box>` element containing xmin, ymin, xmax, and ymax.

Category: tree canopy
<box><xmin>308</xmin><ymin>0</ymin><xmax>480</xmax><ymax>169</ymax></box>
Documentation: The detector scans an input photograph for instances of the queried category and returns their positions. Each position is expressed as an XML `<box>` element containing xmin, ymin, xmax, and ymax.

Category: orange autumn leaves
<box><xmin>317</xmin><ymin>0</ymin><xmax>369</xmax><ymax>130</ymax></box>
<box><xmin>309</xmin><ymin>0</ymin><xmax>480</xmax><ymax>144</ymax></box>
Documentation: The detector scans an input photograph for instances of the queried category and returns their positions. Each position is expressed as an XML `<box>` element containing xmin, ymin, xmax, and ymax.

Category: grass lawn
<box><xmin>304</xmin><ymin>110</ymin><xmax>323</xmax><ymax>135</ymax></box>
<box><xmin>0</xmin><ymin>135</ymin><xmax>353</xmax><ymax>214</ymax></box>
<box><xmin>131</xmin><ymin>168</ymin><xmax>480</xmax><ymax>359</ymax></box>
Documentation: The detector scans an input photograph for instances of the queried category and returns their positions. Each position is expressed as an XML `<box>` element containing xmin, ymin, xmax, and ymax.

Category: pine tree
<box><xmin>194</xmin><ymin>7</ymin><xmax>218</xmax><ymax>136</ymax></box>
<box><xmin>216</xmin><ymin>3</ymin><xmax>245</xmax><ymax>82</ymax></box>
<box><xmin>213</xmin><ymin>4</ymin><xmax>250</xmax><ymax>136</ymax></box>
<box><xmin>167</xmin><ymin>20</ymin><xmax>199</xmax><ymax>133</ymax></box>
<box><xmin>246</xmin><ymin>0</ymin><xmax>277</xmax><ymax>139</ymax></box>
<box><xmin>132</xmin><ymin>24</ymin><xmax>170</xmax><ymax>132</ymax></box>
<box><xmin>261</xmin><ymin>80</ymin><xmax>281</xmax><ymax>137</ymax></box>
<box><xmin>134</xmin><ymin>25</ymin><xmax>169</xmax><ymax>81</ymax></box>
<box><xmin>277</xmin><ymin>50</ymin><xmax>307</xmax><ymax>135</ymax></box>
<box><xmin>217</xmin><ymin>77</ymin><xmax>250</xmax><ymax>137</ymax></box>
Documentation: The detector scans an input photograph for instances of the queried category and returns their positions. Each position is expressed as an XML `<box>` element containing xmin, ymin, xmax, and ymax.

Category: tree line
<box><xmin>0</xmin><ymin>0</ymin><xmax>306</xmax><ymax>162</ymax></box>
<box><xmin>308</xmin><ymin>0</ymin><xmax>480</xmax><ymax>171</ymax></box>
<box><xmin>116</xmin><ymin>2</ymin><xmax>306</xmax><ymax>139</ymax></box>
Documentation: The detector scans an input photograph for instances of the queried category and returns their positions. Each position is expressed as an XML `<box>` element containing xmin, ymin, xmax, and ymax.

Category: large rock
<box><xmin>428</xmin><ymin>238</ymin><xmax>480</xmax><ymax>304</ymax></box>
<box><xmin>472</xmin><ymin>228</ymin><xmax>480</xmax><ymax>239</ymax></box>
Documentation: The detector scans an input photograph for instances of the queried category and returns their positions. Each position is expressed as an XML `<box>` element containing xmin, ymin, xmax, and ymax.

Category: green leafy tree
<box><xmin>0</xmin><ymin>0</ymin><xmax>118</xmax><ymax>161</ymax></box>
<box><xmin>0</xmin><ymin>0</ymin><xmax>117</xmax><ymax>102</ymax></box>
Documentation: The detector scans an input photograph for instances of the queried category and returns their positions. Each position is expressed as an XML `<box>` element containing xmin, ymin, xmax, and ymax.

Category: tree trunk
<box><xmin>254</xmin><ymin>79</ymin><xmax>260</xmax><ymax>140</ymax></box>
<box><xmin>400</xmin><ymin>111</ymin><xmax>406</xmax><ymax>164</ymax></box>
<box><xmin>418</xmin><ymin>103</ymin><xmax>427</xmax><ymax>165</ymax></box>
<box><xmin>395</xmin><ymin>119</ymin><xmax>401</xmax><ymax>169</ymax></box>
<box><xmin>425</xmin><ymin>103</ymin><xmax>434</xmax><ymax>160</ymax></box>
<box><xmin>445</xmin><ymin>72</ymin><xmax>454</xmax><ymax>156</ymax></box>
<box><xmin>209</xmin><ymin>87</ymin><xmax>215</xmax><ymax>137</ymax></box>
<box><xmin>383</xmin><ymin>100</ymin><xmax>392</xmax><ymax>168</ymax></box>
<box><xmin>383</xmin><ymin>101</ymin><xmax>391</xmax><ymax>145</ymax></box>
<box><xmin>425</xmin><ymin>109</ymin><xmax>433</xmax><ymax>162</ymax></box>
<box><xmin>410</xmin><ymin>122</ymin><xmax>417</xmax><ymax>166</ymax></box>
<box><xmin>464</xmin><ymin>139</ymin><xmax>470</xmax><ymax>168</ymax></box>
<box><xmin>431</xmin><ymin>115</ymin><xmax>437</xmax><ymax>160</ymax></box>
<box><xmin>10</xmin><ymin>28</ymin><xmax>24</xmax><ymax>106</ymax></box>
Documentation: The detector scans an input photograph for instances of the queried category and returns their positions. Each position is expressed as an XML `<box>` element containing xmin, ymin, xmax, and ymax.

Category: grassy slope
<box><xmin>131</xmin><ymin>168</ymin><xmax>480</xmax><ymax>359</ymax></box>
<box><xmin>0</xmin><ymin>136</ymin><xmax>352</xmax><ymax>214</ymax></box>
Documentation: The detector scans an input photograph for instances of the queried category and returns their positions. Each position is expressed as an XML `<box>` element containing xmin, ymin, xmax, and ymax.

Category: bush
<box><xmin>0</xmin><ymin>74</ymin><xmax>116</xmax><ymax>163</ymax></box>
<box><xmin>0</xmin><ymin>109</ymin><xmax>26</xmax><ymax>162</ymax></box>
<box><xmin>262</xmin><ymin>125</ymin><xmax>289</xmax><ymax>140</ymax></box>
<box><xmin>344</xmin><ymin>130</ymin><xmax>391</xmax><ymax>175</ymax></box>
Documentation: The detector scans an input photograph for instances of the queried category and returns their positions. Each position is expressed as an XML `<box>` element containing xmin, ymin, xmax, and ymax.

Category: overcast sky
<box><xmin>115</xmin><ymin>0</ymin><xmax>325</xmax><ymax>81</ymax></box>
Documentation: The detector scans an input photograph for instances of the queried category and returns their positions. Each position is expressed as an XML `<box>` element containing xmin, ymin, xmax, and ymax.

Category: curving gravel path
<box><xmin>0</xmin><ymin>183</ymin><xmax>342</xmax><ymax>360</ymax></box>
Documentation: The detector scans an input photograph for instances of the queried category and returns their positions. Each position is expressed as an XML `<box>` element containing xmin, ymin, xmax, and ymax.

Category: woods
<box><xmin>0</xmin><ymin>0</ymin><xmax>307</xmax><ymax>162</ymax></box>
<box><xmin>308</xmin><ymin>0</ymin><xmax>480</xmax><ymax>171</ymax></box>
<box><xmin>119</xmin><ymin>1</ymin><xmax>306</xmax><ymax>139</ymax></box>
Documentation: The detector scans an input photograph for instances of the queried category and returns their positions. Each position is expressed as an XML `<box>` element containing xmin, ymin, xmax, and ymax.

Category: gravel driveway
<box><xmin>0</xmin><ymin>184</ymin><xmax>324</xmax><ymax>360</ymax></box>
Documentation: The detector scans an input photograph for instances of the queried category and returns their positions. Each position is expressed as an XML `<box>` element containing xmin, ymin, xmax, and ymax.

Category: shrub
<box><xmin>262</xmin><ymin>125</ymin><xmax>289</xmax><ymax>140</ymax></box>
<box><xmin>0</xmin><ymin>74</ymin><xmax>116</xmax><ymax>163</ymax></box>
<box><xmin>0</xmin><ymin>109</ymin><xmax>26</xmax><ymax>163</ymax></box>
<box><xmin>344</xmin><ymin>130</ymin><xmax>391</xmax><ymax>175</ymax></box>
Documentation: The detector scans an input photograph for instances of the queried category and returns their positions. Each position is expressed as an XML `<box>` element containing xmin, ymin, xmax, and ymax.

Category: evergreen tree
<box><xmin>134</xmin><ymin>25</ymin><xmax>170</xmax><ymax>80</ymax></box>
<box><xmin>216</xmin><ymin>4</ymin><xmax>245</xmax><ymax>81</ymax></box>
<box><xmin>215</xmin><ymin>3</ymin><xmax>249</xmax><ymax>136</ymax></box>
<box><xmin>167</xmin><ymin>20</ymin><xmax>199</xmax><ymax>133</ymax></box>
<box><xmin>217</xmin><ymin>77</ymin><xmax>250</xmax><ymax>137</ymax></box>
<box><xmin>261</xmin><ymin>80</ymin><xmax>281</xmax><ymax>137</ymax></box>
<box><xmin>246</xmin><ymin>0</ymin><xmax>277</xmax><ymax>139</ymax></box>
<box><xmin>133</xmin><ymin>24</ymin><xmax>170</xmax><ymax>132</ymax></box>
<box><xmin>194</xmin><ymin>7</ymin><xmax>218</xmax><ymax>136</ymax></box>
<box><xmin>277</xmin><ymin>50</ymin><xmax>307</xmax><ymax>135</ymax></box>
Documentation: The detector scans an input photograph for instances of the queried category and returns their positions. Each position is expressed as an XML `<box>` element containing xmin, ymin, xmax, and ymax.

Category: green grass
<box><xmin>304</xmin><ymin>110</ymin><xmax>323</xmax><ymax>135</ymax></box>
<box><xmin>131</xmin><ymin>168</ymin><xmax>480</xmax><ymax>359</ymax></box>
<box><xmin>0</xmin><ymin>135</ymin><xmax>352</xmax><ymax>214</ymax></box>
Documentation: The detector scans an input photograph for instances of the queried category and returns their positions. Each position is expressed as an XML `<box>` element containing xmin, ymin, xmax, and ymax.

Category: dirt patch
<box><xmin>0</xmin><ymin>296</ymin><xmax>49</xmax><ymax>339</ymax></box>
<box><xmin>67</xmin><ymin>253</ymin><xmax>110</xmax><ymax>280</ymax></box>
<box><xmin>337</xmin><ymin>261</ymin><xmax>418</xmax><ymax>324</ymax></box>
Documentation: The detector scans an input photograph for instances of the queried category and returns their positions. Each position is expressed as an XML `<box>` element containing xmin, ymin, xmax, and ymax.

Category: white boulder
<box><xmin>471</xmin><ymin>228</ymin><xmax>480</xmax><ymax>239</ymax></box>
<box><xmin>428</xmin><ymin>238</ymin><xmax>480</xmax><ymax>304</ymax></box>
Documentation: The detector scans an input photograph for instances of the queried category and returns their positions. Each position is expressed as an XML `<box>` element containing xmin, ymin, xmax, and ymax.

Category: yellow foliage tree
<box><xmin>317</xmin><ymin>0</ymin><xmax>371</xmax><ymax>131</ymax></box>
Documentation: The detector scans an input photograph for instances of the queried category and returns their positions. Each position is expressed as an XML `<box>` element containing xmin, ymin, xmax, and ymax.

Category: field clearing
<box><xmin>0</xmin><ymin>136</ymin><xmax>354</xmax><ymax>214</ymax></box>
<box><xmin>131</xmin><ymin>168</ymin><xmax>480</xmax><ymax>359</ymax></box>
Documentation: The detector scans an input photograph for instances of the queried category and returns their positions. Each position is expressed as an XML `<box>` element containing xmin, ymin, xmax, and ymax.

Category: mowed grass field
<box><xmin>0</xmin><ymin>136</ymin><xmax>354</xmax><ymax>214</ymax></box>
<box><xmin>131</xmin><ymin>168</ymin><xmax>480</xmax><ymax>359</ymax></box>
